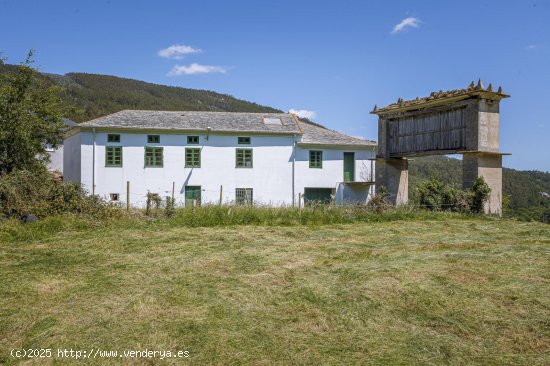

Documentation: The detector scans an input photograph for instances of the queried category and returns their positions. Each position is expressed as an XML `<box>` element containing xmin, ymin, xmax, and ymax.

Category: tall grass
<box><xmin>0</xmin><ymin>204</ymin><xmax>484</xmax><ymax>243</ymax></box>
<box><xmin>168</xmin><ymin>204</ymin><xmax>476</xmax><ymax>227</ymax></box>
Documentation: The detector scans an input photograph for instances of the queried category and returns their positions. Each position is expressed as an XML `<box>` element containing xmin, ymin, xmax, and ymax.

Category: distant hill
<box><xmin>409</xmin><ymin>156</ymin><xmax>550</xmax><ymax>220</ymax></box>
<box><xmin>0</xmin><ymin>63</ymin><xmax>280</xmax><ymax>122</ymax></box>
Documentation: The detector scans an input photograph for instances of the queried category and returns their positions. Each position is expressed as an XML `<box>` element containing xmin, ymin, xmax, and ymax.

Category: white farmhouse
<box><xmin>63</xmin><ymin>110</ymin><xmax>376</xmax><ymax>207</ymax></box>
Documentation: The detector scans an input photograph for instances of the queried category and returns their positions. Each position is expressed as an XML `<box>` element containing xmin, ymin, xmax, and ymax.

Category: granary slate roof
<box><xmin>78</xmin><ymin>110</ymin><xmax>302</xmax><ymax>135</ymax></box>
<box><xmin>76</xmin><ymin>110</ymin><xmax>375</xmax><ymax>147</ymax></box>
<box><xmin>371</xmin><ymin>79</ymin><xmax>510</xmax><ymax>115</ymax></box>
<box><xmin>297</xmin><ymin>120</ymin><xmax>376</xmax><ymax>147</ymax></box>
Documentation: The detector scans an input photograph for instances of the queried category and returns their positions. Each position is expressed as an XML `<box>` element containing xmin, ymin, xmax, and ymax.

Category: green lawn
<box><xmin>1</xmin><ymin>216</ymin><xmax>549</xmax><ymax>365</ymax></box>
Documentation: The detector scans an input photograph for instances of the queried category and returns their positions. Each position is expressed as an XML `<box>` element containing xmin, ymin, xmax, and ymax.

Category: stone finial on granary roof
<box><xmin>371</xmin><ymin>81</ymin><xmax>510</xmax><ymax>115</ymax></box>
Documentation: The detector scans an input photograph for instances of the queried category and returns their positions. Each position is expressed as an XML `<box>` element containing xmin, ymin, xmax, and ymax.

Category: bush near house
<box><xmin>0</xmin><ymin>168</ymin><xmax>113</xmax><ymax>219</ymax></box>
<box><xmin>415</xmin><ymin>177</ymin><xmax>491</xmax><ymax>213</ymax></box>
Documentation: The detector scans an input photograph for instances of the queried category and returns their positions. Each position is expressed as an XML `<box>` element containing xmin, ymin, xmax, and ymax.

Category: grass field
<box><xmin>0</xmin><ymin>214</ymin><xmax>549</xmax><ymax>365</ymax></box>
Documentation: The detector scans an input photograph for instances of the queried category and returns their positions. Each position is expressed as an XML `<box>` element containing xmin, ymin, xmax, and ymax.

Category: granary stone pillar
<box><xmin>375</xmin><ymin>158</ymin><xmax>408</xmax><ymax>206</ymax></box>
<box><xmin>462</xmin><ymin>152</ymin><xmax>503</xmax><ymax>216</ymax></box>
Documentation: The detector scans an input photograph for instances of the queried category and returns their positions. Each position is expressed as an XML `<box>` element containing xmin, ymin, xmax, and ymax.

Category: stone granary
<box><xmin>371</xmin><ymin>80</ymin><xmax>510</xmax><ymax>215</ymax></box>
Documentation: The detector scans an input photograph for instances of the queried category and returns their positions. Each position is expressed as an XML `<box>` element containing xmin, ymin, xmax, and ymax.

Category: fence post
<box><xmin>219</xmin><ymin>185</ymin><xmax>223</xmax><ymax>205</ymax></box>
<box><xmin>172</xmin><ymin>181</ymin><xmax>175</xmax><ymax>202</ymax></box>
<box><xmin>298</xmin><ymin>193</ymin><xmax>302</xmax><ymax>209</ymax></box>
<box><xmin>126</xmin><ymin>181</ymin><xmax>130</xmax><ymax>211</ymax></box>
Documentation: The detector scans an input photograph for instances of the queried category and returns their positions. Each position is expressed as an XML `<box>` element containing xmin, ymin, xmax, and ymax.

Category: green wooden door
<box><xmin>343</xmin><ymin>152</ymin><xmax>355</xmax><ymax>182</ymax></box>
<box><xmin>185</xmin><ymin>186</ymin><xmax>201</xmax><ymax>207</ymax></box>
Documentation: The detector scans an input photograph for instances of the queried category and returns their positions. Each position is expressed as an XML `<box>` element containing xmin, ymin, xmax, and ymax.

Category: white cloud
<box><xmin>167</xmin><ymin>63</ymin><xmax>227</xmax><ymax>76</ymax></box>
<box><xmin>526</xmin><ymin>44</ymin><xmax>537</xmax><ymax>50</ymax></box>
<box><xmin>158</xmin><ymin>44</ymin><xmax>201</xmax><ymax>59</ymax></box>
<box><xmin>391</xmin><ymin>17</ymin><xmax>421</xmax><ymax>34</ymax></box>
<box><xmin>289</xmin><ymin>109</ymin><xmax>316</xmax><ymax>119</ymax></box>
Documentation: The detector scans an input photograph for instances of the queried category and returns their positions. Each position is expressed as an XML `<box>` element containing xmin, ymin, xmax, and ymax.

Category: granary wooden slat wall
<box><xmin>388</xmin><ymin>107</ymin><xmax>466</xmax><ymax>156</ymax></box>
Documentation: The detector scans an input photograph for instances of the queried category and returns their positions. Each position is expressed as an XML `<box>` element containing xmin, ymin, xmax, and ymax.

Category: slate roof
<box><xmin>298</xmin><ymin>120</ymin><xmax>376</xmax><ymax>147</ymax></box>
<box><xmin>372</xmin><ymin>79</ymin><xmax>510</xmax><ymax>115</ymax></box>
<box><xmin>77</xmin><ymin>110</ymin><xmax>375</xmax><ymax>147</ymax></box>
<box><xmin>78</xmin><ymin>110</ymin><xmax>302</xmax><ymax>135</ymax></box>
<box><xmin>62</xmin><ymin>118</ymin><xmax>77</xmax><ymax>130</ymax></box>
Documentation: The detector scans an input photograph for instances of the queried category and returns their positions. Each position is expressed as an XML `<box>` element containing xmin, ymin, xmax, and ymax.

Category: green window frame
<box><xmin>147</xmin><ymin>135</ymin><xmax>160</xmax><ymax>143</ymax></box>
<box><xmin>107</xmin><ymin>134</ymin><xmax>120</xmax><ymax>143</ymax></box>
<box><xmin>105</xmin><ymin>146</ymin><xmax>122</xmax><ymax>167</ymax></box>
<box><xmin>144</xmin><ymin>147</ymin><xmax>163</xmax><ymax>167</ymax></box>
<box><xmin>236</xmin><ymin>188</ymin><xmax>253</xmax><ymax>205</ymax></box>
<box><xmin>309</xmin><ymin>150</ymin><xmax>323</xmax><ymax>168</ymax></box>
<box><xmin>187</xmin><ymin>136</ymin><xmax>199</xmax><ymax>144</ymax></box>
<box><xmin>185</xmin><ymin>148</ymin><xmax>201</xmax><ymax>168</ymax></box>
<box><xmin>238</xmin><ymin>136</ymin><xmax>251</xmax><ymax>144</ymax></box>
<box><xmin>236</xmin><ymin>148</ymin><xmax>253</xmax><ymax>168</ymax></box>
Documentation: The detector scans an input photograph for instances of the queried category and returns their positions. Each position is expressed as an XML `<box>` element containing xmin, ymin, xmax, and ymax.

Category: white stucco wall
<box><xmin>47</xmin><ymin>146</ymin><xmax>64</xmax><ymax>173</ymax></box>
<box><xmin>294</xmin><ymin>146</ymin><xmax>375</xmax><ymax>205</ymax></box>
<box><xmin>75</xmin><ymin>132</ymin><xmax>294</xmax><ymax>207</ymax></box>
<box><xmin>67</xmin><ymin>130</ymin><xmax>375</xmax><ymax>207</ymax></box>
<box><xmin>63</xmin><ymin>133</ymin><xmax>81</xmax><ymax>183</ymax></box>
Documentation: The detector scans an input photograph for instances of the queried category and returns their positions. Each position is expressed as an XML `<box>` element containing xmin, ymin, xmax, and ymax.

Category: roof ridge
<box><xmin>112</xmin><ymin>110</ymin><xmax>290</xmax><ymax>115</ymax></box>
<box><xmin>77</xmin><ymin>109</ymin><xmax>303</xmax><ymax>135</ymax></box>
<box><xmin>302</xmin><ymin>120</ymin><xmax>374</xmax><ymax>142</ymax></box>
<box><xmin>291</xmin><ymin>114</ymin><xmax>305</xmax><ymax>134</ymax></box>
<box><xmin>297</xmin><ymin>119</ymin><xmax>376</xmax><ymax>146</ymax></box>
<box><xmin>80</xmin><ymin>109</ymin><xmax>128</xmax><ymax>125</ymax></box>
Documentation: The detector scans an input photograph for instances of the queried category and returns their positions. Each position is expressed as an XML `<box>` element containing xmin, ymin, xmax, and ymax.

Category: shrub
<box><xmin>471</xmin><ymin>176</ymin><xmax>492</xmax><ymax>213</ymax></box>
<box><xmin>0</xmin><ymin>168</ymin><xmax>113</xmax><ymax>219</ymax></box>
<box><xmin>145</xmin><ymin>192</ymin><xmax>162</xmax><ymax>216</ymax></box>
<box><xmin>416</xmin><ymin>177</ymin><xmax>490</xmax><ymax>213</ymax></box>
<box><xmin>443</xmin><ymin>187</ymin><xmax>472</xmax><ymax>213</ymax></box>
<box><xmin>417</xmin><ymin>178</ymin><xmax>446</xmax><ymax>210</ymax></box>
<box><xmin>367</xmin><ymin>186</ymin><xmax>391</xmax><ymax>213</ymax></box>
<box><xmin>165</xmin><ymin>196</ymin><xmax>176</xmax><ymax>217</ymax></box>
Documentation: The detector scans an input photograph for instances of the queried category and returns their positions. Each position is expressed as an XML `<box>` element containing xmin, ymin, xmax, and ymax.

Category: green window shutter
<box><xmin>107</xmin><ymin>134</ymin><xmax>120</xmax><ymax>143</ymax></box>
<box><xmin>185</xmin><ymin>148</ymin><xmax>201</xmax><ymax>167</ymax></box>
<box><xmin>236</xmin><ymin>148</ymin><xmax>253</xmax><ymax>168</ymax></box>
<box><xmin>147</xmin><ymin>135</ymin><xmax>160</xmax><ymax>143</ymax></box>
<box><xmin>106</xmin><ymin>146</ymin><xmax>123</xmax><ymax>167</ymax></box>
<box><xmin>187</xmin><ymin>136</ymin><xmax>199</xmax><ymax>144</ymax></box>
<box><xmin>144</xmin><ymin>147</ymin><xmax>163</xmax><ymax>167</ymax></box>
<box><xmin>309</xmin><ymin>150</ymin><xmax>322</xmax><ymax>168</ymax></box>
<box><xmin>238</xmin><ymin>136</ymin><xmax>251</xmax><ymax>144</ymax></box>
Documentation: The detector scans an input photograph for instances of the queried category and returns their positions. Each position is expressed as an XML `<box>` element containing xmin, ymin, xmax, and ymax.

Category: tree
<box><xmin>0</xmin><ymin>51</ymin><xmax>65</xmax><ymax>175</ymax></box>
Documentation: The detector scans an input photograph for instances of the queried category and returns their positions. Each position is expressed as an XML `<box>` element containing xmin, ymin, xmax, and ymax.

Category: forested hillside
<box><xmin>409</xmin><ymin>156</ymin><xmax>550</xmax><ymax>220</ymax></box>
<box><xmin>0</xmin><ymin>63</ymin><xmax>280</xmax><ymax>121</ymax></box>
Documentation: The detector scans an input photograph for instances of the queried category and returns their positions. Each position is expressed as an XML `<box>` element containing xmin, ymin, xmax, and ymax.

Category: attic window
<box><xmin>108</xmin><ymin>134</ymin><xmax>120</xmax><ymax>143</ymax></box>
<box><xmin>238</xmin><ymin>137</ymin><xmax>250</xmax><ymax>144</ymax></box>
<box><xmin>263</xmin><ymin>117</ymin><xmax>282</xmax><ymax>125</ymax></box>
<box><xmin>147</xmin><ymin>135</ymin><xmax>160</xmax><ymax>143</ymax></box>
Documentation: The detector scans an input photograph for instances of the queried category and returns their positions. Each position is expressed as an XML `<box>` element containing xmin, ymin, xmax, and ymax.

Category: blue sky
<box><xmin>1</xmin><ymin>0</ymin><xmax>549</xmax><ymax>171</ymax></box>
